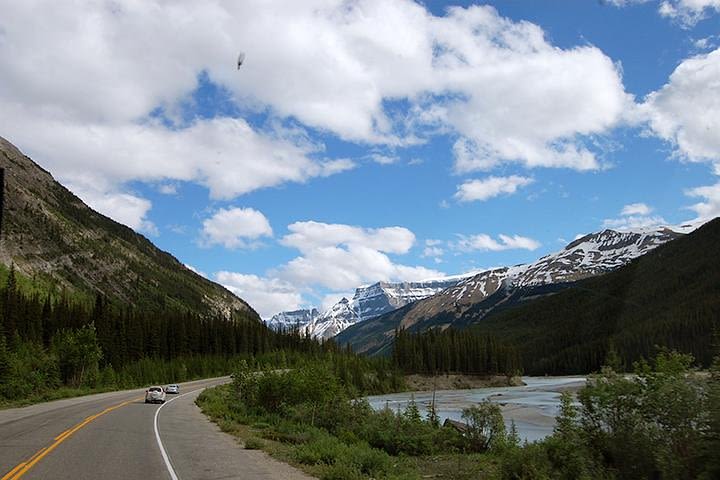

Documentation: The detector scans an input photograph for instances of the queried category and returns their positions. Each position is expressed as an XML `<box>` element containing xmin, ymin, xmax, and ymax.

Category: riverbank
<box><xmin>404</xmin><ymin>373</ymin><xmax>524</xmax><ymax>391</ymax></box>
<box><xmin>368</xmin><ymin>376</ymin><xmax>586</xmax><ymax>442</ymax></box>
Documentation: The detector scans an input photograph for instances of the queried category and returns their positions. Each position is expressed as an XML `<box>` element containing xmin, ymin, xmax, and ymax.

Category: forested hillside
<box><xmin>0</xmin><ymin>136</ymin><xmax>253</xmax><ymax>317</ymax></box>
<box><xmin>0</xmin><ymin>263</ymin><xmax>334</xmax><ymax>402</ymax></box>
<box><xmin>472</xmin><ymin>217</ymin><xmax>720</xmax><ymax>374</ymax></box>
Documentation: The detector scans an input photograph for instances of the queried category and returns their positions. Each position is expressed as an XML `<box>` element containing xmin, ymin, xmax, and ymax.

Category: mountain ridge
<box><xmin>269</xmin><ymin>277</ymin><xmax>470</xmax><ymax>339</ymax></box>
<box><xmin>0</xmin><ymin>136</ymin><xmax>257</xmax><ymax>319</ymax></box>
<box><xmin>336</xmin><ymin>225</ymin><xmax>686</xmax><ymax>354</ymax></box>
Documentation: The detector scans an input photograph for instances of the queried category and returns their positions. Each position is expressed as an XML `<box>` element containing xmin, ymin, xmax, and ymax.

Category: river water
<box><xmin>365</xmin><ymin>376</ymin><xmax>586</xmax><ymax>443</ymax></box>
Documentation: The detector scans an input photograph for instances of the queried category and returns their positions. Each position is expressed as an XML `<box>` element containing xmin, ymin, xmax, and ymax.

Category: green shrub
<box><xmin>462</xmin><ymin>400</ymin><xmax>508</xmax><ymax>452</ymax></box>
<box><xmin>293</xmin><ymin>433</ymin><xmax>351</xmax><ymax>465</ymax></box>
<box><xmin>320</xmin><ymin>463</ymin><xmax>363</xmax><ymax>480</ymax></box>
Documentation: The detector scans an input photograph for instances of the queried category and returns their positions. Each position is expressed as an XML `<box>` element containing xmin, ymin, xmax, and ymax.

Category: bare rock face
<box><xmin>0</xmin><ymin>136</ymin><xmax>256</xmax><ymax>318</ymax></box>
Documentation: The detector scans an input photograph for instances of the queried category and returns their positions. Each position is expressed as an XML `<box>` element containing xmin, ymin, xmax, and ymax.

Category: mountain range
<box><xmin>469</xmin><ymin>217</ymin><xmax>720</xmax><ymax>373</ymax></box>
<box><xmin>269</xmin><ymin>277</ymin><xmax>469</xmax><ymax>339</ymax></box>
<box><xmin>336</xmin><ymin>225</ymin><xmax>690</xmax><ymax>354</ymax></box>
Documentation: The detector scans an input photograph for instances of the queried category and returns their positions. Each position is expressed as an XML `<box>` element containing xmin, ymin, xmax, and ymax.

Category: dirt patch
<box><xmin>404</xmin><ymin>374</ymin><xmax>524</xmax><ymax>391</ymax></box>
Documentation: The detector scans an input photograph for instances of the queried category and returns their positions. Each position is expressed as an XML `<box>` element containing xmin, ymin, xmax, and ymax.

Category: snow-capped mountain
<box><xmin>406</xmin><ymin>227</ymin><xmax>683</xmax><ymax>325</ymax></box>
<box><xmin>336</xmin><ymin>226</ymin><xmax>686</xmax><ymax>354</ymax></box>
<box><xmin>273</xmin><ymin>227</ymin><xmax>685</xmax><ymax>342</ymax></box>
<box><xmin>269</xmin><ymin>277</ymin><xmax>470</xmax><ymax>340</ymax></box>
<box><xmin>266</xmin><ymin>308</ymin><xmax>320</xmax><ymax>331</ymax></box>
<box><xmin>301</xmin><ymin>298</ymin><xmax>358</xmax><ymax>339</ymax></box>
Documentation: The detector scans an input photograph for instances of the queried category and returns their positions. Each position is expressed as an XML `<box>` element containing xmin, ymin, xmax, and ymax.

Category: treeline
<box><xmin>392</xmin><ymin>327</ymin><xmax>522</xmax><ymax>376</ymax></box>
<box><xmin>0</xmin><ymin>265</ymin><xmax>337</xmax><ymax>402</ymax></box>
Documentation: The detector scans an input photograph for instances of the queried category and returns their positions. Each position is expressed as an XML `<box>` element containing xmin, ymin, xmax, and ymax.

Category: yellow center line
<box><xmin>1</xmin><ymin>396</ymin><xmax>142</xmax><ymax>480</ymax></box>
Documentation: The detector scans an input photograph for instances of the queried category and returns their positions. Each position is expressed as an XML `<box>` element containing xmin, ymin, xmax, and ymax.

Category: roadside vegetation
<box><xmin>198</xmin><ymin>349</ymin><xmax>720</xmax><ymax>480</ymax></box>
<box><xmin>0</xmin><ymin>265</ymin><xmax>343</xmax><ymax>407</ymax></box>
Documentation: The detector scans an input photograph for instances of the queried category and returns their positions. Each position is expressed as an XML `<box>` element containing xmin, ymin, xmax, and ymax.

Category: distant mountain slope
<box><xmin>269</xmin><ymin>277</ymin><xmax>470</xmax><ymax>339</ymax></box>
<box><xmin>336</xmin><ymin>226</ymin><xmax>685</xmax><ymax>355</ymax></box>
<box><xmin>473</xmin><ymin>217</ymin><xmax>720</xmax><ymax>374</ymax></box>
<box><xmin>267</xmin><ymin>308</ymin><xmax>320</xmax><ymax>331</ymax></box>
<box><xmin>0</xmin><ymin>136</ymin><xmax>256</xmax><ymax>318</ymax></box>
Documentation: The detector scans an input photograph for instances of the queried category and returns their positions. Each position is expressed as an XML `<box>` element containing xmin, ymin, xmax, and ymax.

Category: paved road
<box><xmin>0</xmin><ymin>378</ymin><xmax>313</xmax><ymax>480</ymax></box>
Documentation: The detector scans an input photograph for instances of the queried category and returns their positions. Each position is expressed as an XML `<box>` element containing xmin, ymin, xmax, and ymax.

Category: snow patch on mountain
<box><xmin>268</xmin><ymin>277</ymin><xmax>472</xmax><ymax>340</ymax></box>
<box><xmin>266</xmin><ymin>308</ymin><xmax>319</xmax><ymax>331</ymax></box>
<box><xmin>269</xmin><ymin>226</ymin><xmax>685</xmax><ymax>340</ymax></box>
<box><xmin>426</xmin><ymin>227</ymin><xmax>683</xmax><ymax>318</ymax></box>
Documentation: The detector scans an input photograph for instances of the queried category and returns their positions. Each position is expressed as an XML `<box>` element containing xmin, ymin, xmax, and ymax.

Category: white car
<box><xmin>145</xmin><ymin>386</ymin><xmax>166</xmax><ymax>404</ymax></box>
<box><xmin>165</xmin><ymin>384</ymin><xmax>179</xmax><ymax>394</ymax></box>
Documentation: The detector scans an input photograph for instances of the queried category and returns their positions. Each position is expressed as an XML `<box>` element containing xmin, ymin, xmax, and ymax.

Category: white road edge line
<box><xmin>153</xmin><ymin>387</ymin><xmax>205</xmax><ymax>480</ymax></box>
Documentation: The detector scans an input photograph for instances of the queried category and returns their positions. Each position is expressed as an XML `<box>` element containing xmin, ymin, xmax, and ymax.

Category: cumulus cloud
<box><xmin>281</xmin><ymin>221</ymin><xmax>415</xmax><ymax>255</ymax></box>
<box><xmin>455</xmin><ymin>233</ymin><xmax>541</xmax><ymax>252</ymax></box>
<box><xmin>433</xmin><ymin>5</ymin><xmax>630</xmax><ymax>173</ymax></box>
<box><xmin>641</xmin><ymin>48</ymin><xmax>720</xmax><ymax>167</ymax></box>
<box><xmin>0</xmin><ymin>1</ymin><xmax>634</xmax><ymax>234</ymax></box>
<box><xmin>277</xmin><ymin>221</ymin><xmax>443</xmax><ymax>290</ymax></box>
<box><xmin>659</xmin><ymin>0</ymin><xmax>720</xmax><ymax>27</ymax></box>
<box><xmin>370</xmin><ymin>154</ymin><xmax>400</xmax><ymax>165</ymax></box>
<box><xmin>602</xmin><ymin>0</ymin><xmax>650</xmax><ymax>5</ymax></box>
<box><xmin>603</xmin><ymin>215</ymin><xmax>668</xmax><ymax>230</ymax></box>
<box><xmin>421</xmin><ymin>239</ymin><xmax>445</xmax><ymax>263</ymax></box>
<box><xmin>621</xmin><ymin>202</ymin><xmax>652</xmax><ymax>216</ymax></box>
<box><xmin>455</xmin><ymin>176</ymin><xmax>534</xmax><ymax>202</ymax></box>
<box><xmin>67</xmin><ymin>182</ymin><xmax>157</xmax><ymax>235</ymax></box>
<box><xmin>201</xmin><ymin>207</ymin><xmax>273</xmax><ymax>249</ymax></box>
<box><xmin>158</xmin><ymin>183</ymin><xmax>179</xmax><ymax>195</ymax></box>
<box><xmin>215</xmin><ymin>272</ymin><xmax>303</xmax><ymax>319</ymax></box>
<box><xmin>686</xmin><ymin>182</ymin><xmax>720</xmax><ymax>221</ymax></box>
<box><xmin>603</xmin><ymin>203</ymin><xmax>666</xmax><ymax>230</ymax></box>
<box><xmin>607</xmin><ymin>0</ymin><xmax>720</xmax><ymax>26</ymax></box>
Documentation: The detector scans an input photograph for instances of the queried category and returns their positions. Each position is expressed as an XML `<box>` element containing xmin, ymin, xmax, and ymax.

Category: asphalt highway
<box><xmin>0</xmin><ymin>378</ymin><xmax>313</xmax><ymax>480</ymax></box>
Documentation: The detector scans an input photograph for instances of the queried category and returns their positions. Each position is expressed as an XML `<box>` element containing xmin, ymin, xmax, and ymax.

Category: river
<box><xmin>365</xmin><ymin>376</ymin><xmax>586</xmax><ymax>443</ymax></box>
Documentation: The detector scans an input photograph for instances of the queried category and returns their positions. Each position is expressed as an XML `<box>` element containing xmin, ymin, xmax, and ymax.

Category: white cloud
<box><xmin>201</xmin><ymin>207</ymin><xmax>273</xmax><ymax>249</ymax></box>
<box><xmin>603</xmin><ymin>203</ymin><xmax>666</xmax><ymax>230</ymax></box>
<box><xmin>281</xmin><ymin>221</ymin><xmax>415</xmax><ymax>255</ymax></box>
<box><xmin>67</xmin><ymin>182</ymin><xmax>157</xmax><ymax>235</ymax></box>
<box><xmin>216</xmin><ymin>271</ymin><xmax>303</xmax><ymax>319</ymax></box>
<box><xmin>659</xmin><ymin>0</ymin><xmax>720</xmax><ymax>27</ymax></box>
<box><xmin>686</xmin><ymin>181</ymin><xmax>720</xmax><ymax>221</ymax></box>
<box><xmin>158</xmin><ymin>183</ymin><xmax>179</xmax><ymax>195</ymax></box>
<box><xmin>2</xmin><ymin>113</ymin><xmax>346</xmax><ymax>201</ymax></box>
<box><xmin>421</xmin><ymin>239</ymin><xmax>444</xmax><ymax>262</ymax></box>
<box><xmin>184</xmin><ymin>264</ymin><xmax>208</xmax><ymax>278</ymax></box>
<box><xmin>607</xmin><ymin>0</ymin><xmax>719</xmax><ymax>26</ymax></box>
<box><xmin>0</xmin><ymin>0</ymin><xmax>633</xmax><ymax>231</ymax></box>
<box><xmin>434</xmin><ymin>4</ymin><xmax>630</xmax><ymax>172</ymax></box>
<box><xmin>277</xmin><ymin>221</ymin><xmax>443</xmax><ymax>291</ymax></box>
<box><xmin>694</xmin><ymin>35</ymin><xmax>718</xmax><ymax>50</ymax></box>
<box><xmin>455</xmin><ymin>175</ymin><xmax>533</xmax><ymax>202</ymax></box>
<box><xmin>641</xmin><ymin>48</ymin><xmax>720</xmax><ymax>167</ymax></box>
<box><xmin>371</xmin><ymin>154</ymin><xmax>399</xmax><ymax>165</ymax></box>
<box><xmin>456</xmin><ymin>233</ymin><xmax>541</xmax><ymax>252</ymax></box>
<box><xmin>603</xmin><ymin>0</ymin><xmax>650</xmax><ymax>5</ymax></box>
<box><xmin>320</xmin><ymin>159</ymin><xmax>357</xmax><ymax>177</ymax></box>
<box><xmin>603</xmin><ymin>215</ymin><xmax>668</xmax><ymax>230</ymax></box>
<box><xmin>422</xmin><ymin>246</ymin><xmax>444</xmax><ymax>257</ymax></box>
<box><xmin>621</xmin><ymin>202</ymin><xmax>652</xmax><ymax>216</ymax></box>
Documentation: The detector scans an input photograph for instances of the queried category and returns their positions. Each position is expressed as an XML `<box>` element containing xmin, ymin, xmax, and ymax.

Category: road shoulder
<box><xmin>158</xmin><ymin>388</ymin><xmax>315</xmax><ymax>480</ymax></box>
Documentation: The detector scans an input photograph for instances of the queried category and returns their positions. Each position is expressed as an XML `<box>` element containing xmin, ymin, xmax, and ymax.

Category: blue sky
<box><xmin>0</xmin><ymin>0</ymin><xmax>718</xmax><ymax>317</ymax></box>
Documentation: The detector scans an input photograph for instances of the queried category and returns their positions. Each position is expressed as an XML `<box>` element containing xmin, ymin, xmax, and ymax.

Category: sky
<box><xmin>0</xmin><ymin>0</ymin><xmax>719</xmax><ymax>318</ymax></box>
